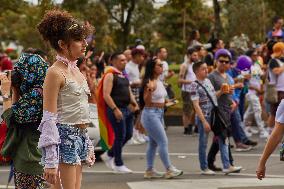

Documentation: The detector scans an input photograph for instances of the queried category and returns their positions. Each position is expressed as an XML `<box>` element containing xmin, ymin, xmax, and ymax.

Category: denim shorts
<box><xmin>58</xmin><ymin>124</ymin><xmax>88</xmax><ymax>165</ymax></box>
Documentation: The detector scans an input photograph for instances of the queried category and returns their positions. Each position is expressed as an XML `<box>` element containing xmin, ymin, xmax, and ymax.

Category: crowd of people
<box><xmin>1</xmin><ymin>9</ymin><xmax>284</xmax><ymax>188</ymax></box>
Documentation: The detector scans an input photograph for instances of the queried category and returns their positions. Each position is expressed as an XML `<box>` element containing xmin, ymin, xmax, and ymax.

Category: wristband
<box><xmin>112</xmin><ymin>106</ymin><xmax>117</xmax><ymax>111</ymax></box>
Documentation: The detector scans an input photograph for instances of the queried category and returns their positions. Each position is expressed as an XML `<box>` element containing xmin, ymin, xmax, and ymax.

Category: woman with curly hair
<box><xmin>37</xmin><ymin>10</ymin><xmax>95</xmax><ymax>189</ymax></box>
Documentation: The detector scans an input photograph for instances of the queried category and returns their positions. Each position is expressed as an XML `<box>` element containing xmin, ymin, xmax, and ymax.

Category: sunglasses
<box><xmin>157</xmin><ymin>63</ymin><xmax>163</xmax><ymax>67</ymax></box>
<box><xmin>218</xmin><ymin>60</ymin><xmax>230</xmax><ymax>64</ymax></box>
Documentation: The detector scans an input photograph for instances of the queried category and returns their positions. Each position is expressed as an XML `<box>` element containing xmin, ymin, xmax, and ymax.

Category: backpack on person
<box><xmin>195</xmin><ymin>81</ymin><xmax>230</xmax><ymax>141</ymax></box>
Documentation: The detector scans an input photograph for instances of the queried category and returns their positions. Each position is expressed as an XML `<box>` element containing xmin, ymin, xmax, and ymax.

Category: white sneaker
<box><xmin>201</xmin><ymin>169</ymin><xmax>216</xmax><ymax>175</ymax></box>
<box><xmin>259</xmin><ymin>130</ymin><xmax>269</xmax><ymax>139</ymax></box>
<box><xmin>223</xmin><ymin>166</ymin><xmax>242</xmax><ymax>174</ymax></box>
<box><xmin>137</xmin><ymin>133</ymin><xmax>146</xmax><ymax>144</ymax></box>
<box><xmin>144</xmin><ymin>169</ymin><xmax>163</xmax><ymax>179</ymax></box>
<box><xmin>100</xmin><ymin>152</ymin><xmax>114</xmax><ymax>170</ymax></box>
<box><xmin>164</xmin><ymin>166</ymin><xmax>183</xmax><ymax>179</ymax></box>
<box><xmin>248</xmin><ymin>126</ymin><xmax>259</xmax><ymax>134</ymax></box>
<box><xmin>244</xmin><ymin>128</ymin><xmax>252</xmax><ymax>137</ymax></box>
<box><xmin>113</xmin><ymin>165</ymin><xmax>133</xmax><ymax>174</ymax></box>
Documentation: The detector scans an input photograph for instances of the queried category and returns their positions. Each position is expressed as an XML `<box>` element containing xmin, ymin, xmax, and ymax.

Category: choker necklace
<box><xmin>56</xmin><ymin>55</ymin><xmax>78</xmax><ymax>70</ymax></box>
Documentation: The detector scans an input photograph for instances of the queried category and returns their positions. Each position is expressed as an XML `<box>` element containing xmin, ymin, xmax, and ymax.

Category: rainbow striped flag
<box><xmin>96</xmin><ymin>67</ymin><xmax>120</xmax><ymax>150</ymax></box>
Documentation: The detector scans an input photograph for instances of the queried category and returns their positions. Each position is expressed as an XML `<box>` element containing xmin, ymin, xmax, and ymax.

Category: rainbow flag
<box><xmin>96</xmin><ymin>67</ymin><xmax>120</xmax><ymax>150</ymax></box>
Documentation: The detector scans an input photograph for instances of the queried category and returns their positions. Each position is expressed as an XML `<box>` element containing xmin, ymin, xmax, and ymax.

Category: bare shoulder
<box><xmin>45</xmin><ymin>66</ymin><xmax>65</xmax><ymax>85</ymax></box>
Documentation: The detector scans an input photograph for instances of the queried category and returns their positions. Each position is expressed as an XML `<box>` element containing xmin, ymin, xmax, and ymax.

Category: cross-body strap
<box><xmin>195</xmin><ymin>80</ymin><xmax>217</xmax><ymax>108</ymax></box>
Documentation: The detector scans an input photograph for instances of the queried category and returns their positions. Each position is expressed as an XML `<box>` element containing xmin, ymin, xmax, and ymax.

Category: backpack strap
<box><xmin>195</xmin><ymin>80</ymin><xmax>217</xmax><ymax>108</ymax></box>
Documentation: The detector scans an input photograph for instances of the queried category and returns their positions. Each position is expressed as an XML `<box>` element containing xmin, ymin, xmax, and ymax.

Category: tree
<box><xmin>101</xmin><ymin>0</ymin><xmax>136</xmax><ymax>49</ymax></box>
<box><xmin>213</xmin><ymin>0</ymin><xmax>223</xmax><ymax>39</ymax></box>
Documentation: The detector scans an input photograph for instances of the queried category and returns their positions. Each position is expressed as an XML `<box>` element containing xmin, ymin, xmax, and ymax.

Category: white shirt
<box><xmin>248</xmin><ymin>63</ymin><xmax>263</xmax><ymax>95</ymax></box>
<box><xmin>182</xmin><ymin>62</ymin><xmax>196</xmax><ymax>92</ymax></box>
<box><xmin>159</xmin><ymin>60</ymin><xmax>169</xmax><ymax>82</ymax></box>
<box><xmin>125</xmin><ymin>61</ymin><xmax>140</xmax><ymax>83</ymax></box>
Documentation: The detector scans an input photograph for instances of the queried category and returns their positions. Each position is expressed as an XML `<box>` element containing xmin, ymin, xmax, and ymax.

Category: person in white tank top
<box><xmin>141</xmin><ymin>57</ymin><xmax>183</xmax><ymax>179</ymax></box>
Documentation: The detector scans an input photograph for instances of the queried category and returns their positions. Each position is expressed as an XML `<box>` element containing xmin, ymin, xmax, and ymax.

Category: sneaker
<box><xmin>259</xmin><ymin>130</ymin><xmax>269</xmax><ymax>139</ymax></box>
<box><xmin>137</xmin><ymin>133</ymin><xmax>146</xmax><ymax>144</ymax></box>
<box><xmin>248</xmin><ymin>126</ymin><xmax>259</xmax><ymax>134</ymax></box>
<box><xmin>244</xmin><ymin>139</ymin><xmax>258</xmax><ymax>147</ymax></box>
<box><xmin>223</xmin><ymin>166</ymin><xmax>242</xmax><ymax>174</ymax></box>
<box><xmin>164</xmin><ymin>166</ymin><xmax>183</xmax><ymax>179</ymax></box>
<box><xmin>100</xmin><ymin>152</ymin><xmax>114</xmax><ymax>170</ymax></box>
<box><xmin>113</xmin><ymin>165</ymin><xmax>133</xmax><ymax>174</ymax></box>
<box><xmin>201</xmin><ymin>169</ymin><xmax>216</xmax><ymax>175</ymax></box>
<box><xmin>143</xmin><ymin>135</ymin><xmax>149</xmax><ymax>142</ymax></box>
<box><xmin>144</xmin><ymin>169</ymin><xmax>163</xmax><ymax>179</ymax></box>
<box><xmin>244</xmin><ymin>128</ymin><xmax>252</xmax><ymax>137</ymax></box>
<box><xmin>235</xmin><ymin>143</ymin><xmax>252</xmax><ymax>152</ymax></box>
<box><xmin>208</xmin><ymin>164</ymin><xmax>222</xmax><ymax>172</ymax></box>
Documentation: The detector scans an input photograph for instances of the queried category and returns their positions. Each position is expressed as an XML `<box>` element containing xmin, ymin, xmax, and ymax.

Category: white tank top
<box><xmin>151</xmin><ymin>80</ymin><xmax>167</xmax><ymax>103</ymax></box>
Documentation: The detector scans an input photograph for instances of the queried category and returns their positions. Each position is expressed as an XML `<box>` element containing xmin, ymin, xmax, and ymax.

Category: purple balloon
<box><xmin>236</xmin><ymin>55</ymin><xmax>252</xmax><ymax>71</ymax></box>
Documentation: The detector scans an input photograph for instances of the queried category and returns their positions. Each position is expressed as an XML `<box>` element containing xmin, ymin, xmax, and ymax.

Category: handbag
<box><xmin>195</xmin><ymin>81</ymin><xmax>229</xmax><ymax>140</ymax></box>
<box><xmin>265</xmin><ymin>58</ymin><xmax>282</xmax><ymax>104</ymax></box>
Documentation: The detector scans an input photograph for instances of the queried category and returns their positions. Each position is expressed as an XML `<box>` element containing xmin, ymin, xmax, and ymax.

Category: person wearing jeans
<box><xmin>100</xmin><ymin>52</ymin><xmax>139</xmax><ymax>173</ymax></box>
<box><xmin>141</xmin><ymin>57</ymin><xmax>183</xmax><ymax>179</ymax></box>
<box><xmin>190</xmin><ymin>59</ymin><xmax>242</xmax><ymax>175</ymax></box>
<box><xmin>106</xmin><ymin>107</ymin><xmax>133</xmax><ymax>166</ymax></box>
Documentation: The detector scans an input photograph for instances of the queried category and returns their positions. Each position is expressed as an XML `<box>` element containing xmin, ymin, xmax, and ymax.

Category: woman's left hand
<box><xmin>0</xmin><ymin>72</ymin><xmax>11</xmax><ymax>96</ymax></box>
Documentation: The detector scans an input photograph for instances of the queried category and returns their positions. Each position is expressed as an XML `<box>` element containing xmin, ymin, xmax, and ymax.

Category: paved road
<box><xmin>1</xmin><ymin>127</ymin><xmax>283</xmax><ymax>189</ymax></box>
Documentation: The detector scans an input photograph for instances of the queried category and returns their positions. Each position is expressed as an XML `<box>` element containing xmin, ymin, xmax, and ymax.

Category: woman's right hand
<box><xmin>114</xmin><ymin>108</ymin><xmax>123</xmax><ymax>122</ymax></box>
<box><xmin>44</xmin><ymin>168</ymin><xmax>58</xmax><ymax>185</ymax></box>
<box><xmin>256</xmin><ymin>162</ymin><xmax>266</xmax><ymax>180</ymax></box>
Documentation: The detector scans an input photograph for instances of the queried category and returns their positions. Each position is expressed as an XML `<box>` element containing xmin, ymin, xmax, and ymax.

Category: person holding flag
<box><xmin>97</xmin><ymin>52</ymin><xmax>139</xmax><ymax>173</ymax></box>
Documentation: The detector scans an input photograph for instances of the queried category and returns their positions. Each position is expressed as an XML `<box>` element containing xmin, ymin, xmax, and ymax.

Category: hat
<box><xmin>131</xmin><ymin>48</ymin><xmax>146</xmax><ymax>57</ymax></box>
<box><xmin>236</xmin><ymin>55</ymin><xmax>252</xmax><ymax>71</ymax></box>
<box><xmin>272</xmin><ymin>42</ymin><xmax>284</xmax><ymax>58</ymax></box>
<box><xmin>214</xmin><ymin>49</ymin><xmax>232</xmax><ymax>61</ymax></box>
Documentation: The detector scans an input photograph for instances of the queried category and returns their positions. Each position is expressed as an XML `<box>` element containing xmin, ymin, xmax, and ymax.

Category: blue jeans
<box><xmin>107</xmin><ymin>107</ymin><xmax>133</xmax><ymax>166</ymax></box>
<box><xmin>197</xmin><ymin>117</ymin><xmax>230</xmax><ymax>170</ymax></box>
<box><xmin>231</xmin><ymin>107</ymin><xmax>249</xmax><ymax>143</ymax></box>
<box><xmin>141</xmin><ymin>107</ymin><xmax>171</xmax><ymax>170</ymax></box>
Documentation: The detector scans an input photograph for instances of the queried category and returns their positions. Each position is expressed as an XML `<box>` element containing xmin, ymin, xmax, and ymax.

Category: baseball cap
<box><xmin>214</xmin><ymin>49</ymin><xmax>232</xmax><ymax>61</ymax></box>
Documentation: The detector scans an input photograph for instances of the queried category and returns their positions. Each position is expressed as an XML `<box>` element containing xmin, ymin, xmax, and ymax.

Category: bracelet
<box><xmin>112</xmin><ymin>107</ymin><xmax>117</xmax><ymax>111</ymax></box>
<box><xmin>2</xmin><ymin>93</ymin><xmax>11</xmax><ymax>100</ymax></box>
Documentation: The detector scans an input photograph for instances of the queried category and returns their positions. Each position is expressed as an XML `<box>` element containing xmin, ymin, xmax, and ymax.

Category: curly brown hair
<box><xmin>37</xmin><ymin>9</ymin><xmax>92</xmax><ymax>51</ymax></box>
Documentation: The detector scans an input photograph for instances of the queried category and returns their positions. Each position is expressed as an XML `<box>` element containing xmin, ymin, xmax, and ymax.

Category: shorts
<box><xmin>58</xmin><ymin>124</ymin><xmax>88</xmax><ymax>165</ymax></box>
<box><xmin>270</xmin><ymin>91</ymin><xmax>284</xmax><ymax>116</ymax></box>
<box><xmin>181</xmin><ymin>91</ymin><xmax>195</xmax><ymax>116</ymax></box>
<box><xmin>276</xmin><ymin>99</ymin><xmax>284</xmax><ymax>123</ymax></box>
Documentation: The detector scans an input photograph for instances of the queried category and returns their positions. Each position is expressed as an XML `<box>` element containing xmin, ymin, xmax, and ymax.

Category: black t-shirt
<box><xmin>204</xmin><ymin>52</ymin><xmax>215</xmax><ymax>66</ymax></box>
<box><xmin>269</xmin><ymin>57</ymin><xmax>284</xmax><ymax>70</ymax></box>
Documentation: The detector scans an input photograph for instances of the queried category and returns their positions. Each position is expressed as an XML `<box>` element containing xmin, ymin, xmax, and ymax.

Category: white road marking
<box><xmin>123</xmin><ymin>152</ymin><xmax>279</xmax><ymax>157</ymax></box>
<box><xmin>127</xmin><ymin>178</ymin><xmax>284</xmax><ymax>189</ymax></box>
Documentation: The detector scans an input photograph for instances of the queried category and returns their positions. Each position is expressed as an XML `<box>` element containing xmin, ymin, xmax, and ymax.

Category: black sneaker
<box><xmin>194</xmin><ymin>125</ymin><xmax>198</xmax><ymax>133</ymax></box>
<box><xmin>244</xmin><ymin>140</ymin><xmax>258</xmax><ymax>147</ymax></box>
<box><xmin>183</xmin><ymin>128</ymin><xmax>188</xmax><ymax>135</ymax></box>
<box><xmin>208</xmin><ymin>164</ymin><xmax>222</xmax><ymax>172</ymax></box>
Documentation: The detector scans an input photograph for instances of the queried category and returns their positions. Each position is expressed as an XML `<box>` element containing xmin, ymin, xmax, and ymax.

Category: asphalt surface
<box><xmin>1</xmin><ymin>127</ymin><xmax>284</xmax><ymax>189</ymax></box>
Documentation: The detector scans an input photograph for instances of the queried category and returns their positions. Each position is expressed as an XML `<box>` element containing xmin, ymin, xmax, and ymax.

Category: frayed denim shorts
<box><xmin>58</xmin><ymin>124</ymin><xmax>88</xmax><ymax>165</ymax></box>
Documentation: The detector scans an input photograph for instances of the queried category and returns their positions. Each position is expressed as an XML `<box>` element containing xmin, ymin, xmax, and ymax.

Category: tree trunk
<box><xmin>213</xmin><ymin>0</ymin><xmax>223</xmax><ymax>39</ymax></box>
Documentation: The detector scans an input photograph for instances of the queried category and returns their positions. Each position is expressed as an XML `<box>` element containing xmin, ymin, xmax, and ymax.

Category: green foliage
<box><xmin>223</xmin><ymin>0</ymin><xmax>273</xmax><ymax>43</ymax></box>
